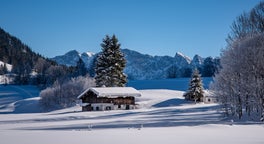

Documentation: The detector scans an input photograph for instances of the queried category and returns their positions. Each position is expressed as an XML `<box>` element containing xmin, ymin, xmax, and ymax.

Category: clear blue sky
<box><xmin>0</xmin><ymin>0</ymin><xmax>262</xmax><ymax>58</ymax></box>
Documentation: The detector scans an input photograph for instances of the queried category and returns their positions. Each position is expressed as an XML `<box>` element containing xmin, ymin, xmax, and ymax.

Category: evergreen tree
<box><xmin>167</xmin><ymin>65</ymin><xmax>178</xmax><ymax>78</ymax></box>
<box><xmin>202</xmin><ymin>57</ymin><xmax>215</xmax><ymax>77</ymax></box>
<box><xmin>184</xmin><ymin>69</ymin><xmax>204</xmax><ymax>103</ymax></box>
<box><xmin>181</xmin><ymin>67</ymin><xmax>192</xmax><ymax>77</ymax></box>
<box><xmin>95</xmin><ymin>35</ymin><xmax>127</xmax><ymax>87</ymax></box>
<box><xmin>0</xmin><ymin>65</ymin><xmax>4</xmax><ymax>75</ymax></box>
<box><xmin>0</xmin><ymin>63</ymin><xmax>8</xmax><ymax>75</ymax></box>
<box><xmin>3</xmin><ymin>63</ymin><xmax>8</xmax><ymax>74</ymax></box>
<box><xmin>75</xmin><ymin>58</ymin><xmax>87</xmax><ymax>76</ymax></box>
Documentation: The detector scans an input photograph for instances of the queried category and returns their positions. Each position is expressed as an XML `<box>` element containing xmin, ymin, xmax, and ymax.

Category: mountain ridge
<box><xmin>0</xmin><ymin>27</ymin><xmax>218</xmax><ymax>81</ymax></box>
<box><xmin>51</xmin><ymin>49</ymin><xmax>220</xmax><ymax>80</ymax></box>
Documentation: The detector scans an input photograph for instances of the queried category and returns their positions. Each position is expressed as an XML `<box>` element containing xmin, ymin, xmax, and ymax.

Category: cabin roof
<box><xmin>77</xmin><ymin>87</ymin><xmax>141</xmax><ymax>99</ymax></box>
<box><xmin>204</xmin><ymin>90</ymin><xmax>216</xmax><ymax>97</ymax></box>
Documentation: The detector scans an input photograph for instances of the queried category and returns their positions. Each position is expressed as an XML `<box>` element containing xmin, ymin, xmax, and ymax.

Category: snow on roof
<box><xmin>78</xmin><ymin>87</ymin><xmax>141</xmax><ymax>99</ymax></box>
<box><xmin>204</xmin><ymin>90</ymin><xmax>216</xmax><ymax>97</ymax></box>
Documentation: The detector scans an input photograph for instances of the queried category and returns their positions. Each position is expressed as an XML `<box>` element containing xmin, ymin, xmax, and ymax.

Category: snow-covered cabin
<box><xmin>203</xmin><ymin>90</ymin><xmax>218</xmax><ymax>104</ymax></box>
<box><xmin>77</xmin><ymin>87</ymin><xmax>141</xmax><ymax>111</ymax></box>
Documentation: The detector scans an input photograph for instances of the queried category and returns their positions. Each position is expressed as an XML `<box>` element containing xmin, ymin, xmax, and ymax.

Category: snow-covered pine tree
<box><xmin>95</xmin><ymin>35</ymin><xmax>127</xmax><ymax>87</ymax></box>
<box><xmin>184</xmin><ymin>69</ymin><xmax>204</xmax><ymax>103</ymax></box>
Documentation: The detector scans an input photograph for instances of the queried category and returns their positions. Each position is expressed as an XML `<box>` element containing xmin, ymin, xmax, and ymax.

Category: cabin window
<box><xmin>208</xmin><ymin>98</ymin><xmax>211</xmax><ymax>102</ymax></box>
<box><xmin>96</xmin><ymin>106</ymin><xmax>99</xmax><ymax>111</ymax></box>
<box><xmin>126</xmin><ymin>105</ymin><xmax>130</xmax><ymax>110</ymax></box>
<box><xmin>106</xmin><ymin>106</ymin><xmax>111</xmax><ymax>110</ymax></box>
<box><xmin>118</xmin><ymin>105</ymin><xmax>121</xmax><ymax>109</ymax></box>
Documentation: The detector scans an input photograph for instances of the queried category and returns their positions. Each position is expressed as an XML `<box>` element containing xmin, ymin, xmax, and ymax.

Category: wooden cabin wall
<box><xmin>97</xmin><ymin>96</ymin><xmax>135</xmax><ymax>105</ymax></box>
<box><xmin>80</xmin><ymin>90</ymin><xmax>138</xmax><ymax>111</ymax></box>
<box><xmin>82</xmin><ymin>91</ymin><xmax>97</xmax><ymax>103</ymax></box>
<box><xmin>81</xmin><ymin>90</ymin><xmax>135</xmax><ymax>105</ymax></box>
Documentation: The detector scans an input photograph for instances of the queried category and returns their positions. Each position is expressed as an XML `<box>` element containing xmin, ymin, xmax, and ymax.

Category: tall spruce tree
<box><xmin>95</xmin><ymin>35</ymin><xmax>127</xmax><ymax>87</ymax></box>
<box><xmin>184</xmin><ymin>69</ymin><xmax>204</xmax><ymax>103</ymax></box>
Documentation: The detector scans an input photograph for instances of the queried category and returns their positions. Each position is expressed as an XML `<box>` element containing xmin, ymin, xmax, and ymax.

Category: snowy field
<box><xmin>127</xmin><ymin>77</ymin><xmax>213</xmax><ymax>91</ymax></box>
<box><xmin>0</xmin><ymin>85</ymin><xmax>263</xmax><ymax>144</ymax></box>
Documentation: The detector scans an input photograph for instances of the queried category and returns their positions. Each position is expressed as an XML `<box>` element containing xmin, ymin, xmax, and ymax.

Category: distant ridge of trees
<box><xmin>0</xmin><ymin>27</ymin><xmax>89</xmax><ymax>87</ymax></box>
<box><xmin>166</xmin><ymin>56</ymin><xmax>220</xmax><ymax>78</ymax></box>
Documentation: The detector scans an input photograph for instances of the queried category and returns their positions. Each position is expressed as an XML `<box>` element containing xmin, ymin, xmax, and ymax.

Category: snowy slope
<box><xmin>0</xmin><ymin>61</ymin><xmax>12</xmax><ymax>72</ymax></box>
<box><xmin>0</xmin><ymin>125</ymin><xmax>262</xmax><ymax>144</ymax></box>
<box><xmin>0</xmin><ymin>62</ymin><xmax>14</xmax><ymax>84</ymax></box>
<box><xmin>0</xmin><ymin>86</ymin><xmax>220</xmax><ymax>129</ymax></box>
<box><xmin>0</xmin><ymin>85</ymin><xmax>40</xmax><ymax>113</ymax></box>
<box><xmin>0</xmin><ymin>85</ymin><xmax>263</xmax><ymax>144</ymax></box>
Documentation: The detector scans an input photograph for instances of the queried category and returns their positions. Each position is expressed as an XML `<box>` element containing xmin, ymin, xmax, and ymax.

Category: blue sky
<box><xmin>0</xmin><ymin>0</ymin><xmax>262</xmax><ymax>58</ymax></box>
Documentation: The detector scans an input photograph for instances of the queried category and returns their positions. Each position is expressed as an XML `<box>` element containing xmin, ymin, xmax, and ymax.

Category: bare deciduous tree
<box><xmin>40</xmin><ymin>76</ymin><xmax>95</xmax><ymax>110</ymax></box>
<box><xmin>211</xmin><ymin>34</ymin><xmax>264</xmax><ymax>121</ymax></box>
<box><xmin>227</xmin><ymin>1</ymin><xmax>264</xmax><ymax>44</ymax></box>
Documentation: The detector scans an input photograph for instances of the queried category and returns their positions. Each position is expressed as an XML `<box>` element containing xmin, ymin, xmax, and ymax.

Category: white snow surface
<box><xmin>0</xmin><ymin>61</ymin><xmax>12</xmax><ymax>71</ymax></box>
<box><xmin>78</xmin><ymin>87</ymin><xmax>141</xmax><ymax>98</ymax></box>
<box><xmin>83</xmin><ymin>51</ymin><xmax>95</xmax><ymax>57</ymax></box>
<box><xmin>0</xmin><ymin>85</ymin><xmax>263</xmax><ymax>144</ymax></box>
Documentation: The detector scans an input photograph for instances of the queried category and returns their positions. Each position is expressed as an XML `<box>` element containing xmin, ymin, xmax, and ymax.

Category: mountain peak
<box><xmin>175</xmin><ymin>52</ymin><xmax>184</xmax><ymax>57</ymax></box>
<box><xmin>65</xmin><ymin>50</ymin><xmax>80</xmax><ymax>56</ymax></box>
<box><xmin>175</xmin><ymin>52</ymin><xmax>191</xmax><ymax>64</ymax></box>
<box><xmin>52</xmin><ymin>50</ymin><xmax>81</xmax><ymax>67</ymax></box>
<box><xmin>81</xmin><ymin>52</ymin><xmax>95</xmax><ymax>57</ymax></box>
<box><xmin>52</xmin><ymin>50</ymin><xmax>96</xmax><ymax>68</ymax></box>
<box><xmin>52</xmin><ymin>49</ymin><xmax>219</xmax><ymax>80</ymax></box>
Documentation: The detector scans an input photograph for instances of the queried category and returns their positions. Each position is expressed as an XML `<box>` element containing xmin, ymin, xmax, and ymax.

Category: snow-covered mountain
<box><xmin>122</xmin><ymin>49</ymin><xmax>192</xmax><ymax>79</ymax></box>
<box><xmin>51</xmin><ymin>50</ymin><xmax>80</xmax><ymax>67</ymax></box>
<box><xmin>51</xmin><ymin>50</ymin><xmax>96</xmax><ymax>68</ymax></box>
<box><xmin>175</xmin><ymin>52</ymin><xmax>191</xmax><ymax>65</ymax></box>
<box><xmin>51</xmin><ymin>49</ymin><xmax>218</xmax><ymax>80</ymax></box>
<box><xmin>191</xmin><ymin>54</ymin><xmax>204</xmax><ymax>67</ymax></box>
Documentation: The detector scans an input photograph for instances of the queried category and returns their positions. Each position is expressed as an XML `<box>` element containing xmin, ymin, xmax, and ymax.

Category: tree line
<box><xmin>167</xmin><ymin>56</ymin><xmax>220</xmax><ymax>78</ymax></box>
